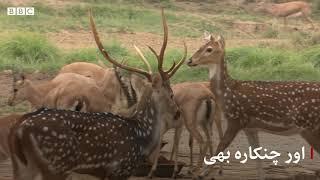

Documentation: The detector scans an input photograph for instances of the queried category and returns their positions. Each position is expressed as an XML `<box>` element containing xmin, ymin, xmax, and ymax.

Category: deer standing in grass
<box><xmin>130</xmin><ymin>47</ymin><xmax>223</xmax><ymax>176</ymax></box>
<box><xmin>187</xmin><ymin>34</ymin><xmax>320</xmax><ymax>179</ymax></box>
<box><xmin>7</xmin><ymin>73</ymin><xmax>113</xmax><ymax>112</ymax></box>
<box><xmin>255</xmin><ymin>1</ymin><xmax>315</xmax><ymax>28</ymax></box>
<box><xmin>8</xmin><ymin>9</ymin><xmax>183</xmax><ymax>180</ymax></box>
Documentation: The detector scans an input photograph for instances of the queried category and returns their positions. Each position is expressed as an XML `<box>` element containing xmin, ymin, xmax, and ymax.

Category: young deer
<box><xmin>255</xmin><ymin>1</ymin><xmax>314</xmax><ymax>28</ymax></box>
<box><xmin>59</xmin><ymin>62</ymin><xmax>137</xmax><ymax>112</ymax></box>
<box><xmin>8</xmin><ymin>9</ymin><xmax>183</xmax><ymax>180</ymax></box>
<box><xmin>7</xmin><ymin>73</ymin><xmax>112</xmax><ymax>112</ymax></box>
<box><xmin>171</xmin><ymin>82</ymin><xmax>223</xmax><ymax>171</ymax></box>
<box><xmin>188</xmin><ymin>34</ymin><xmax>320</xmax><ymax>179</ymax></box>
<box><xmin>0</xmin><ymin>114</ymin><xmax>22</xmax><ymax>162</ymax></box>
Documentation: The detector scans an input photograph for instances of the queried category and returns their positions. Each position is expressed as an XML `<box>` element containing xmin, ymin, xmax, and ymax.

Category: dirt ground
<box><xmin>1</xmin><ymin>0</ymin><xmax>320</xmax><ymax>179</ymax></box>
<box><xmin>46</xmin><ymin>30</ymin><xmax>290</xmax><ymax>52</ymax></box>
<box><xmin>1</xmin><ymin>73</ymin><xmax>320</xmax><ymax>180</ymax></box>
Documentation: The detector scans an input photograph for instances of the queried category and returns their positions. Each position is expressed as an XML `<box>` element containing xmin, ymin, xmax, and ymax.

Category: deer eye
<box><xmin>206</xmin><ymin>48</ymin><xmax>213</xmax><ymax>53</ymax></box>
<box><xmin>13</xmin><ymin>89</ymin><xmax>18</xmax><ymax>93</ymax></box>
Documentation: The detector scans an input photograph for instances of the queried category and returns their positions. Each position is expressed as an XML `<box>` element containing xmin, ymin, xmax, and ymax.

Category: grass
<box><xmin>1</xmin><ymin>33</ymin><xmax>320</xmax><ymax>83</ymax></box>
<box><xmin>0</xmin><ymin>0</ymin><xmax>270</xmax><ymax>39</ymax></box>
<box><xmin>0</xmin><ymin>1</ymin><xmax>225</xmax><ymax>38</ymax></box>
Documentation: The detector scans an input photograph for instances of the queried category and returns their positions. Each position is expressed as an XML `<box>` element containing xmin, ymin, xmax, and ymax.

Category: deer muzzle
<box><xmin>187</xmin><ymin>58</ymin><xmax>197</xmax><ymax>67</ymax></box>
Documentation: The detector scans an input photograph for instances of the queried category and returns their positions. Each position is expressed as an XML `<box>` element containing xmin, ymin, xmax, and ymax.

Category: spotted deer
<box><xmin>255</xmin><ymin>1</ymin><xmax>314</xmax><ymax>28</ymax></box>
<box><xmin>187</xmin><ymin>34</ymin><xmax>320</xmax><ymax>179</ymax></box>
<box><xmin>128</xmin><ymin>48</ymin><xmax>223</xmax><ymax>176</ymax></box>
<box><xmin>8</xmin><ymin>9</ymin><xmax>183</xmax><ymax>180</ymax></box>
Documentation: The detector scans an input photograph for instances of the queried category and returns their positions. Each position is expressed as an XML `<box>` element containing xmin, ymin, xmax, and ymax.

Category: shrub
<box><xmin>0</xmin><ymin>32</ymin><xmax>59</xmax><ymax>64</ymax></box>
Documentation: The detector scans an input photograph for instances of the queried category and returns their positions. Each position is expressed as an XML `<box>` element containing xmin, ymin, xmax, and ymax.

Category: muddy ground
<box><xmin>0</xmin><ymin>72</ymin><xmax>320</xmax><ymax>180</ymax></box>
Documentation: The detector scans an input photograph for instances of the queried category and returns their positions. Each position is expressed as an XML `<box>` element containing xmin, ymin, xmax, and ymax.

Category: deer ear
<box><xmin>203</xmin><ymin>31</ymin><xmax>214</xmax><ymax>41</ymax></box>
<box><xmin>20</xmin><ymin>74</ymin><xmax>26</xmax><ymax>81</ymax></box>
<box><xmin>216</xmin><ymin>35</ymin><xmax>225</xmax><ymax>49</ymax></box>
<box><xmin>152</xmin><ymin>74</ymin><xmax>162</xmax><ymax>89</ymax></box>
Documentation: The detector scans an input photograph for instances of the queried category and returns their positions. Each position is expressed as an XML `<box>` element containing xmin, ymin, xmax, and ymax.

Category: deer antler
<box><xmin>147</xmin><ymin>8</ymin><xmax>168</xmax><ymax>80</ymax></box>
<box><xmin>134</xmin><ymin>44</ymin><xmax>152</xmax><ymax>74</ymax></box>
<box><xmin>168</xmin><ymin>41</ymin><xmax>187</xmax><ymax>78</ymax></box>
<box><xmin>147</xmin><ymin>8</ymin><xmax>186</xmax><ymax>80</ymax></box>
<box><xmin>89</xmin><ymin>10</ymin><xmax>152</xmax><ymax>81</ymax></box>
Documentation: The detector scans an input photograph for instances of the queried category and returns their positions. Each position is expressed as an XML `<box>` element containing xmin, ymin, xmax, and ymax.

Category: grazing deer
<box><xmin>8</xmin><ymin>9</ymin><xmax>184</xmax><ymax>180</ymax></box>
<box><xmin>7</xmin><ymin>73</ymin><xmax>111</xmax><ymax>112</ymax></box>
<box><xmin>0</xmin><ymin>114</ymin><xmax>22</xmax><ymax>161</ymax></box>
<box><xmin>255</xmin><ymin>1</ymin><xmax>314</xmax><ymax>28</ymax></box>
<box><xmin>187</xmin><ymin>34</ymin><xmax>320</xmax><ymax>179</ymax></box>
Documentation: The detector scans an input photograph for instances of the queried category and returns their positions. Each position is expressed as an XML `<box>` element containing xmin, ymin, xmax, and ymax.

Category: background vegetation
<box><xmin>0</xmin><ymin>0</ymin><xmax>319</xmax><ymax>83</ymax></box>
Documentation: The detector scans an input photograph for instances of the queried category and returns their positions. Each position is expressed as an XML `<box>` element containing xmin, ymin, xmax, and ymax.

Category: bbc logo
<box><xmin>7</xmin><ymin>7</ymin><xmax>34</xmax><ymax>16</ymax></box>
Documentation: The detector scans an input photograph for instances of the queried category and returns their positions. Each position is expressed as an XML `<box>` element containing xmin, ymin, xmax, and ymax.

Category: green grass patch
<box><xmin>2</xmin><ymin>33</ymin><xmax>320</xmax><ymax>83</ymax></box>
<box><xmin>226</xmin><ymin>47</ymin><xmax>320</xmax><ymax>81</ymax></box>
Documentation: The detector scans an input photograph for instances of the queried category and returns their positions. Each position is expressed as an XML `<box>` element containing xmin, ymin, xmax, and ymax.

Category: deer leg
<box><xmin>304</xmin><ymin>15</ymin><xmax>315</xmax><ymax>29</ymax></box>
<box><xmin>183</xmin><ymin>108</ymin><xmax>206</xmax><ymax>168</ymax></box>
<box><xmin>169</xmin><ymin>143</ymin><xmax>175</xmax><ymax>161</ymax></box>
<box><xmin>197</xmin><ymin>121</ymin><xmax>241</xmax><ymax>179</ymax></box>
<box><xmin>148</xmin><ymin>126</ymin><xmax>166</xmax><ymax>178</ymax></box>
<box><xmin>300</xmin><ymin>130</ymin><xmax>320</xmax><ymax>154</ymax></box>
<box><xmin>172</xmin><ymin>127</ymin><xmax>183</xmax><ymax>179</ymax></box>
<box><xmin>283</xmin><ymin>17</ymin><xmax>287</xmax><ymax>27</ymax></box>
<box><xmin>108</xmin><ymin>175</ymin><xmax>129</xmax><ymax>180</ymax></box>
<box><xmin>244</xmin><ymin>128</ymin><xmax>264</xmax><ymax>180</ymax></box>
<box><xmin>189</xmin><ymin>133</ymin><xmax>194</xmax><ymax>168</ymax></box>
<box><xmin>214</xmin><ymin>105</ymin><xmax>224</xmax><ymax>140</ymax></box>
<box><xmin>202</xmin><ymin>124</ymin><xmax>213</xmax><ymax>157</ymax></box>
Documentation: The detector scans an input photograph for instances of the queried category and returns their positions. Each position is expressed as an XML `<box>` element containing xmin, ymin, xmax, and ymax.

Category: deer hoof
<box><xmin>147</xmin><ymin>170</ymin><xmax>155</xmax><ymax>179</ymax></box>
<box><xmin>192</xmin><ymin>175</ymin><xmax>204</xmax><ymax>180</ymax></box>
<box><xmin>172</xmin><ymin>170</ymin><xmax>178</xmax><ymax>179</ymax></box>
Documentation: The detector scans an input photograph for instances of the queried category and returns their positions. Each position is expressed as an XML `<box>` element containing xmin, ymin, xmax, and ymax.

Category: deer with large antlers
<box><xmin>255</xmin><ymin>1</ymin><xmax>314</xmax><ymax>28</ymax></box>
<box><xmin>130</xmin><ymin>46</ymin><xmax>224</xmax><ymax>176</ymax></box>
<box><xmin>187</xmin><ymin>34</ymin><xmax>320</xmax><ymax>179</ymax></box>
<box><xmin>9</xmin><ymin>9</ymin><xmax>185</xmax><ymax>180</ymax></box>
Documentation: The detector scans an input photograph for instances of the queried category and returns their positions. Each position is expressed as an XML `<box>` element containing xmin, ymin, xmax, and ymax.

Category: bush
<box><xmin>0</xmin><ymin>32</ymin><xmax>59</xmax><ymax>64</ymax></box>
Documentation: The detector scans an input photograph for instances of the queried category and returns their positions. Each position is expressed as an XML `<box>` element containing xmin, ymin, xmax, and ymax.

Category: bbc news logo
<box><xmin>7</xmin><ymin>7</ymin><xmax>34</xmax><ymax>16</ymax></box>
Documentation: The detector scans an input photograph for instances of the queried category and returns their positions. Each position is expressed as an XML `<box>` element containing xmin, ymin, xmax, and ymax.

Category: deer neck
<box><xmin>209</xmin><ymin>53</ymin><xmax>230</xmax><ymax>110</ymax></box>
<box><xmin>24</xmin><ymin>82</ymin><xmax>48</xmax><ymax>108</ymax></box>
<box><xmin>131</xmin><ymin>89</ymin><xmax>160</xmax><ymax>156</ymax></box>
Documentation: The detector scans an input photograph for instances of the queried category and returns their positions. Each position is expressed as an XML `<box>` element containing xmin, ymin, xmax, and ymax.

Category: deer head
<box><xmin>8</xmin><ymin>74</ymin><xmax>29</xmax><ymax>106</ymax></box>
<box><xmin>187</xmin><ymin>34</ymin><xmax>225</xmax><ymax>67</ymax></box>
<box><xmin>90</xmin><ymin>8</ymin><xmax>187</xmax><ymax>125</ymax></box>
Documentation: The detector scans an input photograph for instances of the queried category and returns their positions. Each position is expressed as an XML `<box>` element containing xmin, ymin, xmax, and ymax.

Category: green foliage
<box><xmin>2</xmin><ymin>32</ymin><xmax>320</xmax><ymax>82</ymax></box>
<box><xmin>226</xmin><ymin>46</ymin><xmax>320</xmax><ymax>81</ymax></box>
<box><xmin>0</xmin><ymin>32</ymin><xmax>59</xmax><ymax>64</ymax></box>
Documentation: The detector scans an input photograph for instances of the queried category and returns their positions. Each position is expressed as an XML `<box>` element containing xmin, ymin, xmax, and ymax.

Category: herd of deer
<box><xmin>0</xmin><ymin>1</ymin><xmax>318</xmax><ymax>180</ymax></box>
